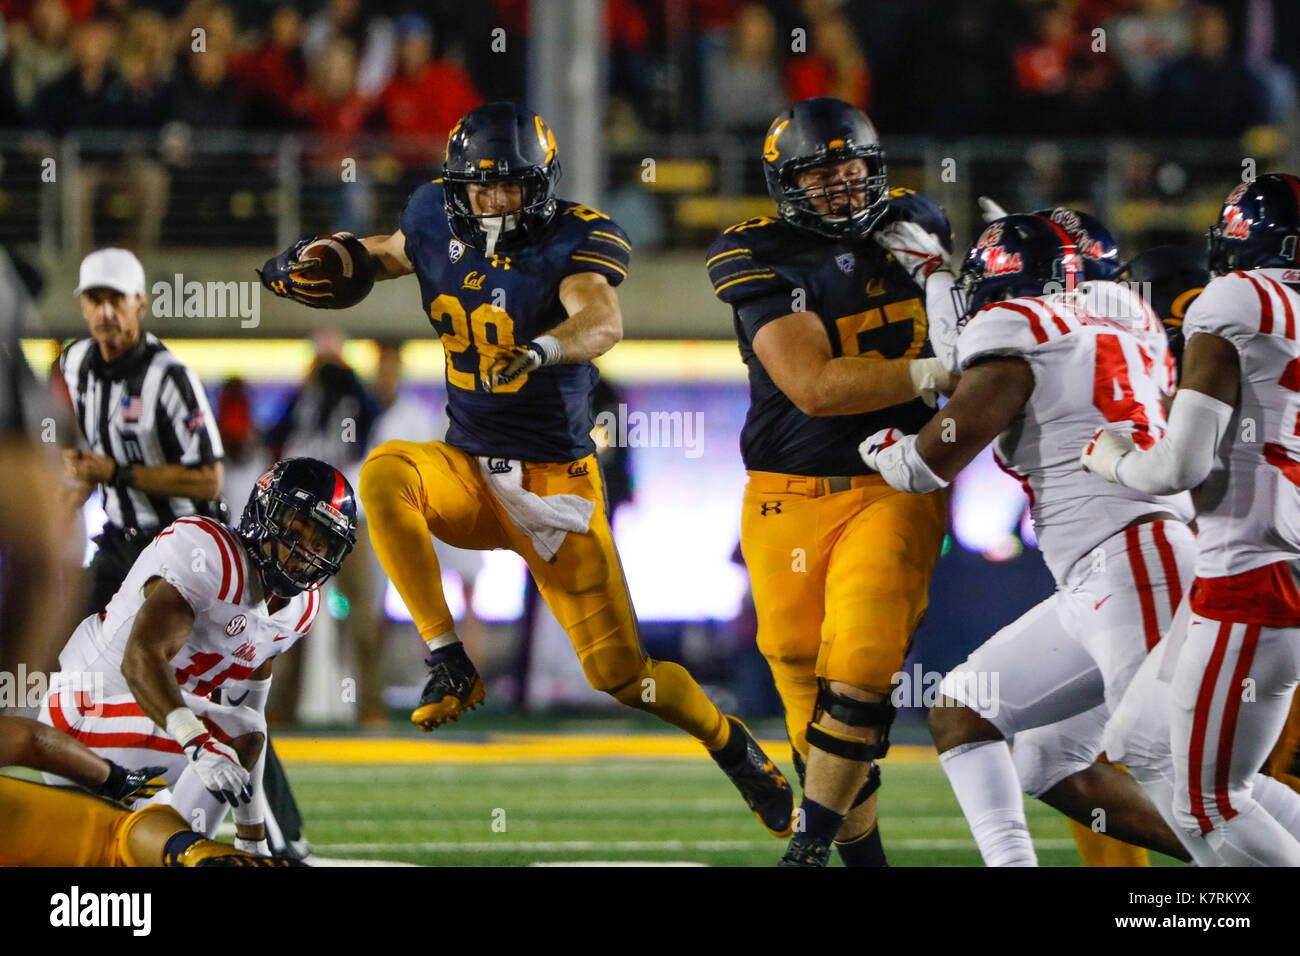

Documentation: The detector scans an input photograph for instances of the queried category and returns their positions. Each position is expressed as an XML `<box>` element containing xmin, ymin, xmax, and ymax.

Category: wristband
<box><xmin>113</xmin><ymin>462</ymin><xmax>135</xmax><ymax>488</ymax></box>
<box><xmin>165</xmin><ymin>707</ymin><xmax>207</xmax><ymax>749</ymax></box>
<box><xmin>531</xmin><ymin>334</ymin><xmax>562</xmax><ymax>366</ymax></box>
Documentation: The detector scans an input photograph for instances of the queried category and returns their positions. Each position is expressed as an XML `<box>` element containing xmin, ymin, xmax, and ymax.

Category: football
<box><xmin>297</xmin><ymin>231</ymin><xmax>375</xmax><ymax>309</ymax></box>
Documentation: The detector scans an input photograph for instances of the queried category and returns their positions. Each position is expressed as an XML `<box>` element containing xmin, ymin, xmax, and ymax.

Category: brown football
<box><xmin>297</xmin><ymin>232</ymin><xmax>375</xmax><ymax>309</ymax></box>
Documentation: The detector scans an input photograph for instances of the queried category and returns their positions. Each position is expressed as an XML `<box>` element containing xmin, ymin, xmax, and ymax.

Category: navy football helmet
<box><xmin>879</xmin><ymin>187</ymin><xmax>955</xmax><ymax>254</ymax></box>
<box><xmin>1033</xmin><ymin>207</ymin><xmax>1121</xmax><ymax>281</ymax></box>
<box><xmin>761</xmin><ymin>97</ymin><xmax>889</xmax><ymax>240</ymax></box>
<box><xmin>1122</xmin><ymin>245</ymin><xmax>1210</xmax><ymax>372</ymax></box>
<box><xmin>1207</xmin><ymin>173</ymin><xmax>1300</xmax><ymax>275</ymax></box>
<box><xmin>956</xmin><ymin>213</ymin><xmax>1083</xmax><ymax>320</ymax></box>
<box><xmin>442</xmin><ymin>102</ymin><xmax>562</xmax><ymax>253</ymax></box>
<box><xmin>237</xmin><ymin>458</ymin><xmax>358</xmax><ymax>596</ymax></box>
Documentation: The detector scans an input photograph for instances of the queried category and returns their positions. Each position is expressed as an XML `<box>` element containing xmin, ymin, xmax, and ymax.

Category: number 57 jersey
<box><xmin>400</xmin><ymin>181</ymin><xmax>632</xmax><ymax>464</ymax></box>
<box><xmin>956</xmin><ymin>280</ymin><xmax>1193</xmax><ymax>583</ymax></box>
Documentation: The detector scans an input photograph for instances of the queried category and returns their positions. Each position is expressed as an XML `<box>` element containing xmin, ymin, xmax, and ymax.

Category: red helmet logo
<box><xmin>1222</xmin><ymin>204</ymin><xmax>1252</xmax><ymax>239</ymax></box>
<box><xmin>983</xmin><ymin>246</ymin><xmax>1023</xmax><ymax>275</ymax></box>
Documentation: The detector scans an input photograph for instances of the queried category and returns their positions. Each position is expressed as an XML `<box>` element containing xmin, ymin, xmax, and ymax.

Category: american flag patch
<box><xmin>184</xmin><ymin>408</ymin><xmax>206</xmax><ymax>434</ymax></box>
<box><xmin>121</xmin><ymin>395</ymin><xmax>144</xmax><ymax>422</ymax></box>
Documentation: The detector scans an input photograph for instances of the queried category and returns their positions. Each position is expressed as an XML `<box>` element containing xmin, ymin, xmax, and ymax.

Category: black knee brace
<box><xmin>805</xmin><ymin>680</ymin><xmax>897</xmax><ymax>762</ymax></box>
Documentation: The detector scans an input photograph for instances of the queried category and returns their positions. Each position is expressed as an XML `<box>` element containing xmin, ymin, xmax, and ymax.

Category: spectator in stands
<box><xmin>1108</xmin><ymin>0</ymin><xmax>1194</xmax><ymax>92</ymax></box>
<box><xmin>229</xmin><ymin>4</ymin><xmax>305</xmax><ymax>128</ymax></box>
<box><xmin>303</xmin><ymin>0</ymin><xmax>394</xmax><ymax>99</ymax></box>
<box><xmin>215</xmin><ymin>375</ymin><xmax>268</xmax><ymax>514</ymax></box>
<box><xmin>167</xmin><ymin>22</ymin><xmax>246</xmax><ymax>129</ymax></box>
<box><xmin>30</xmin><ymin>16</ymin><xmax>127</xmax><ymax>133</ymax></box>
<box><xmin>292</xmin><ymin>36</ymin><xmax>373</xmax><ymax>232</ymax></box>
<box><xmin>4</xmin><ymin>0</ymin><xmax>70</xmax><ymax>118</ymax></box>
<box><xmin>785</xmin><ymin>7</ymin><xmax>870</xmax><ymax>110</ymax></box>
<box><xmin>375</xmin><ymin>14</ymin><xmax>481</xmax><ymax>179</ymax></box>
<box><xmin>118</xmin><ymin>8</ymin><xmax>176</xmax><ymax>128</ymax></box>
<box><xmin>1148</xmin><ymin>2</ymin><xmax>1268</xmax><ymax>137</ymax></box>
<box><xmin>703</xmin><ymin>2</ymin><xmax>785</xmax><ymax>136</ymax></box>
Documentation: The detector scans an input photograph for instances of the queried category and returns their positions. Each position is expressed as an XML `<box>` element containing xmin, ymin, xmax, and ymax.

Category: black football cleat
<box><xmin>411</xmin><ymin>642</ymin><xmax>486</xmax><ymax>731</ymax></box>
<box><xmin>779</xmin><ymin>833</ymin><xmax>833</xmax><ymax>867</ymax></box>
<box><xmin>711</xmin><ymin>716</ymin><xmax>795</xmax><ymax>837</ymax></box>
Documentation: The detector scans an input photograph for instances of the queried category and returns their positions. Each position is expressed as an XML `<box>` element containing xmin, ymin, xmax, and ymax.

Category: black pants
<box><xmin>86</xmin><ymin>525</ymin><xmax>154</xmax><ymax>616</ymax></box>
<box><xmin>86</xmin><ymin>524</ymin><xmax>307</xmax><ymax>852</ymax></box>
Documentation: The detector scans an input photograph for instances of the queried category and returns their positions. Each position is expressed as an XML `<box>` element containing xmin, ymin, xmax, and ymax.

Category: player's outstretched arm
<box><xmin>362</xmin><ymin>230</ymin><xmax>414</xmax><ymax>280</ymax></box>
<box><xmin>752</xmin><ymin>309</ymin><xmax>952</xmax><ymax>417</ymax></box>
<box><xmin>862</xmin><ymin>357</ymin><xmax>1033</xmax><ymax>492</ymax></box>
<box><xmin>1081</xmin><ymin>332</ymin><xmax>1238</xmax><ymax>492</ymax></box>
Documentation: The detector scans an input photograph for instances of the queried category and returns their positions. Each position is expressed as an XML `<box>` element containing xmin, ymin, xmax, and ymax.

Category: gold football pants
<box><xmin>359</xmin><ymin>439</ymin><xmax>728</xmax><ymax>747</ymax></box>
<box><xmin>741</xmin><ymin>471</ymin><xmax>947</xmax><ymax>758</ymax></box>
<box><xmin>0</xmin><ymin>774</ymin><xmax>187</xmax><ymax>866</ymax></box>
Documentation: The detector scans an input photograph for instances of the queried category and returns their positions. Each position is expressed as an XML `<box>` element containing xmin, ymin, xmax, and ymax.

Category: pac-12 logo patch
<box><xmin>449</xmin><ymin>239</ymin><xmax>466</xmax><ymax>263</ymax></box>
<box><xmin>226</xmin><ymin>614</ymin><xmax>247</xmax><ymax>637</ymax></box>
<box><xmin>836</xmin><ymin>253</ymin><xmax>855</xmax><ymax>275</ymax></box>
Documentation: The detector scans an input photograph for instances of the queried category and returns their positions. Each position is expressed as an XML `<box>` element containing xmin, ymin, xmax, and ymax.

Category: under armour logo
<box><xmin>760</xmin><ymin>501</ymin><xmax>782</xmax><ymax>516</ymax></box>
<box><xmin>487</xmin><ymin>458</ymin><xmax>512</xmax><ymax>474</ymax></box>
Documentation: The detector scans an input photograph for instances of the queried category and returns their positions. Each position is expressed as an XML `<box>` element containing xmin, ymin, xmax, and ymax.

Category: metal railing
<box><xmin>0</xmin><ymin>128</ymin><xmax>1284</xmax><ymax>258</ymax></box>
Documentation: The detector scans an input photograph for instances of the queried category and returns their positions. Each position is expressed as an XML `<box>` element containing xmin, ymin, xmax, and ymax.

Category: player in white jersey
<box><xmin>1084</xmin><ymin>173</ymin><xmax>1300</xmax><ymax>865</ymax></box>
<box><xmin>864</xmin><ymin>212</ymin><xmax>1195</xmax><ymax>865</ymax></box>
<box><xmin>38</xmin><ymin>457</ymin><xmax>357</xmax><ymax>855</ymax></box>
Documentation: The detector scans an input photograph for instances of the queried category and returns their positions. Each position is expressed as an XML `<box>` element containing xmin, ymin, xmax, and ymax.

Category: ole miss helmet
<box><xmin>956</xmin><ymin>213</ymin><xmax>1083</xmax><ymax>320</ymax></box>
<box><xmin>237</xmin><ymin>458</ymin><xmax>358</xmax><ymax>596</ymax></box>
<box><xmin>1207</xmin><ymin>173</ymin><xmax>1300</xmax><ymax>275</ymax></box>
<box><xmin>761</xmin><ymin>97</ymin><xmax>889</xmax><ymax>240</ymax></box>
<box><xmin>442</xmin><ymin>101</ymin><xmax>562</xmax><ymax>253</ymax></box>
<box><xmin>1034</xmin><ymin>207</ymin><xmax>1121</xmax><ymax>281</ymax></box>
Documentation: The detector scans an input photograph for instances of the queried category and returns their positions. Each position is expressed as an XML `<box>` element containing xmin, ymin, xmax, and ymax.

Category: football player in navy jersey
<box><xmin>707</xmin><ymin>97</ymin><xmax>956</xmax><ymax>866</ymax></box>
<box><xmin>262</xmin><ymin>102</ymin><xmax>794</xmax><ymax>838</ymax></box>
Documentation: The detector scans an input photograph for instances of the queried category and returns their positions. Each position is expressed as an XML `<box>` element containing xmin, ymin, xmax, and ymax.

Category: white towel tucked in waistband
<box><xmin>477</xmin><ymin>457</ymin><xmax>595</xmax><ymax>561</ymax></box>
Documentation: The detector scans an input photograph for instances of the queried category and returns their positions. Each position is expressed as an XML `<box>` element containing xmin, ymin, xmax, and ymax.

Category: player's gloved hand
<box><xmin>874</xmin><ymin>221</ymin><xmax>948</xmax><ymax>281</ymax></box>
<box><xmin>859</xmin><ymin>427</ymin><xmax>904</xmax><ymax>472</ymax></box>
<box><xmin>978</xmin><ymin>196</ymin><xmax>1010</xmax><ymax>222</ymax></box>
<box><xmin>485</xmin><ymin>335</ymin><xmax>561</xmax><ymax>392</ymax></box>
<box><xmin>1080</xmin><ymin>426</ymin><xmax>1135</xmax><ymax>483</ymax></box>
<box><xmin>93</xmin><ymin>761</ymin><xmax>170</xmax><ymax>806</ymax></box>
<box><xmin>257</xmin><ymin>238</ymin><xmax>333</xmax><ymax>308</ymax></box>
<box><xmin>908</xmin><ymin>357</ymin><xmax>956</xmax><ymax>407</ymax></box>
<box><xmin>166</xmin><ymin>708</ymin><xmax>252</xmax><ymax>806</ymax></box>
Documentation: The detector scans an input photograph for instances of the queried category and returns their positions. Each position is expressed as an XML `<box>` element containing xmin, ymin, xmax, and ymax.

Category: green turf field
<box><xmin>287</xmin><ymin>750</ymin><xmax>1181</xmax><ymax>867</ymax></box>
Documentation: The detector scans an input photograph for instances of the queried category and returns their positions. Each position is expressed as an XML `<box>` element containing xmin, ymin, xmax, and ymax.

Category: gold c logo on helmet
<box><xmin>763</xmin><ymin>119</ymin><xmax>789</xmax><ymax>163</ymax></box>
<box><xmin>535</xmin><ymin>116</ymin><xmax>557</xmax><ymax>164</ymax></box>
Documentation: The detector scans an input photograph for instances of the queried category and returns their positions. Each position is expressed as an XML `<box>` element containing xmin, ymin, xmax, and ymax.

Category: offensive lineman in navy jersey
<box><xmin>261</xmin><ymin>102</ymin><xmax>794</xmax><ymax>837</ymax></box>
<box><xmin>707</xmin><ymin>97</ymin><xmax>956</xmax><ymax>866</ymax></box>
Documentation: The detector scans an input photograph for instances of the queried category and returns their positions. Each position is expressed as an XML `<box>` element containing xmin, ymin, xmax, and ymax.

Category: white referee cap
<box><xmin>75</xmin><ymin>247</ymin><xmax>146</xmax><ymax>297</ymax></box>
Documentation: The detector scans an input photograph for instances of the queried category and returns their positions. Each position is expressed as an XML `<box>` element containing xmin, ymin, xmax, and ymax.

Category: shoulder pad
<box><xmin>555</xmin><ymin>202</ymin><xmax>632</xmax><ymax>285</ymax></box>
<box><xmin>707</xmin><ymin>218</ymin><xmax>799</xmax><ymax>304</ymax></box>
<box><xmin>150</xmin><ymin>516</ymin><xmax>249</xmax><ymax>612</ymax></box>
<box><xmin>399</xmin><ymin>181</ymin><xmax>450</xmax><ymax>248</ymax></box>
<box><xmin>1182</xmin><ymin>271</ymin><xmax>1266</xmax><ymax>348</ymax></box>
<box><xmin>956</xmin><ymin>298</ymin><xmax>1056</xmax><ymax>369</ymax></box>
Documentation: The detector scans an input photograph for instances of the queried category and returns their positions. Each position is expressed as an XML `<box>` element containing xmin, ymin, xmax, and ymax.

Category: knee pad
<box><xmin>791</xmin><ymin>743</ymin><xmax>879</xmax><ymax>807</ymax></box>
<box><xmin>805</xmin><ymin>680</ymin><xmax>896</xmax><ymax>762</ymax></box>
<box><xmin>1012</xmin><ymin>731</ymin><xmax>1097</xmax><ymax>800</ymax></box>
<box><xmin>581</xmin><ymin>644</ymin><xmax>651</xmax><ymax>697</ymax></box>
<box><xmin>358</xmin><ymin>447</ymin><xmax>422</xmax><ymax>511</ymax></box>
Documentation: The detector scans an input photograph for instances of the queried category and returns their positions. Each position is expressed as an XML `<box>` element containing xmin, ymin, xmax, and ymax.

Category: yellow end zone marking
<box><xmin>270</xmin><ymin>735</ymin><xmax>938</xmax><ymax>765</ymax></box>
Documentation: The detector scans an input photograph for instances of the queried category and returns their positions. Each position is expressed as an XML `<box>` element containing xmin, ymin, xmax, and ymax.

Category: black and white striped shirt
<box><xmin>60</xmin><ymin>333</ymin><xmax>225</xmax><ymax>533</ymax></box>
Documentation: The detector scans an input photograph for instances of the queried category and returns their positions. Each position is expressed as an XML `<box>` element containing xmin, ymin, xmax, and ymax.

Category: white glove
<box><xmin>1079</xmin><ymin>427</ymin><xmax>1136</xmax><ymax>483</ymax></box>
<box><xmin>874</xmin><ymin>221</ymin><xmax>948</xmax><ymax>281</ymax></box>
<box><xmin>978</xmin><ymin>196</ymin><xmax>1010</xmax><ymax>222</ymax></box>
<box><xmin>909</xmin><ymin>357</ymin><xmax>956</xmax><ymax>407</ymax></box>
<box><xmin>859</xmin><ymin>427</ymin><xmax>905</xmax><ymax>472</ymax></box>
<box><xmin>234</xmin><ymin>837</ymin><xmax>270</xmax><ymax>856</ymax></box>
<box><xmin>167</xmin><ymin>707</ymin><xmax>252</xmax><ymax>806</ymax></box>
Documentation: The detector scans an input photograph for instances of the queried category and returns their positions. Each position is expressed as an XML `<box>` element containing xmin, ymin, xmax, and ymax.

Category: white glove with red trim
<box><xmin>1079</xmin><ymin>427</ymin><xmax>1135</xmax><ymax>483</ymax></box>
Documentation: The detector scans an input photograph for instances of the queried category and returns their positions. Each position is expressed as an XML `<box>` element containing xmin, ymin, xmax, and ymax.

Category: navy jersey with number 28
<box><xmin>401</xmin><ymin>181</ymin><xmax>632</xmax><ymax>463</ymax></box>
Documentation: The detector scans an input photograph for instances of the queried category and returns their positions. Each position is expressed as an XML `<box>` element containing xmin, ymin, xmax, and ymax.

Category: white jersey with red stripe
<box><xmin>57</xmin><ymin>514</ymin><xmax>322</xmax><ymax>700</ymax></box>
<box><xmin>956</xmin><ymin>279</ymin><xmax>1193</xmax><ymax>583</ymax></box>
<box><xmin>1180</xmin><ymin>267</ymin><xmax>1300</xmax><ymax>578</ymax></box>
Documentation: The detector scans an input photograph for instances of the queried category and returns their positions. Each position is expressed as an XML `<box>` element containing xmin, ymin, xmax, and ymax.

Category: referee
<box><xmin>60</xmin><ymin>247</ymin><xmax>226</xmax><ymax>614</ymax></box>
